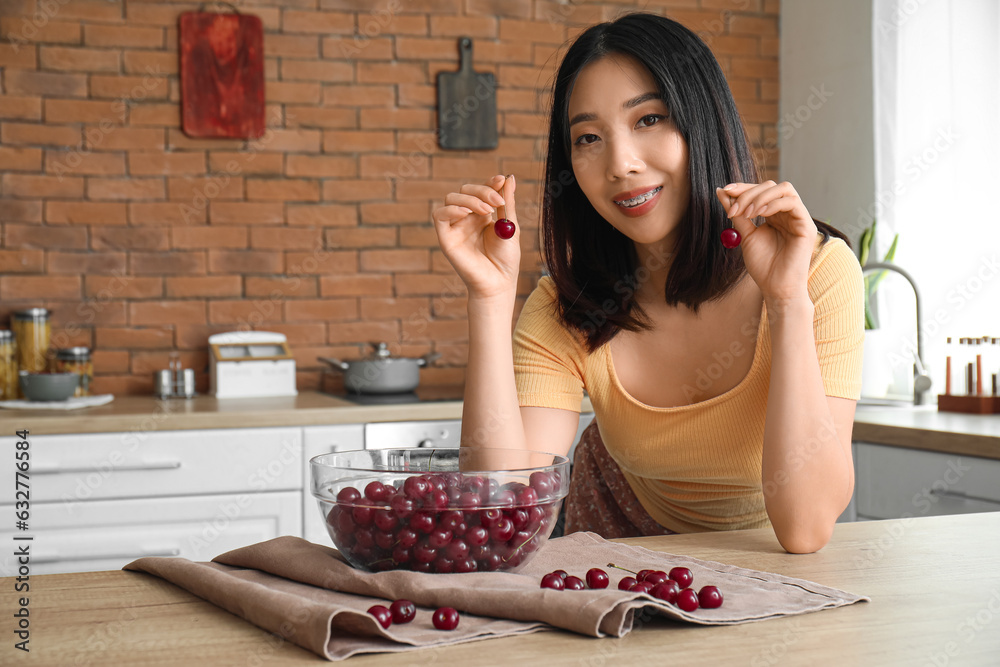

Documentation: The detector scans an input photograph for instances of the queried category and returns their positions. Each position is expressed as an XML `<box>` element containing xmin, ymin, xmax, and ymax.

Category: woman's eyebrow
<box><xmin>569</xmin><ymin>91</ymin><xmax>661</xmax><ymax>127</ymax></box>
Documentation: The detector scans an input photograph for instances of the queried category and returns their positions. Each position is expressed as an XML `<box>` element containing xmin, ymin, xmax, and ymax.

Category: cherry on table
<box><xmin>650</xmin><ymin>580</ymin><xmax>680</xmax><ymax>604</ymax></box>
<box><xmin>389</xmin><ymin>599</ymin><xmax>416</xmax><ymax>624</ymax></box>
<box><xmin>432</xmin><ymin>607</ymin><xmax>460</xmax><ymax>631</ymax></box>
<box><xmin>618</xmin><ymin>576</ymin><xmax>638</xmax><ymax>591</ymax></box>
<box><xmin>367</xmin><ymin>605</ymin><xmax>393</xmax><ymax>629</ymax></box>
<box><xmin>669</xmin><ymin>566</ymin><xmax>694</xmax><ymax>589</ymax></box>
<box><xmin>629</xmin><ymin>581</ymin><xmax>655</xmax><ymax>594</ymax></box>
<box><xmin>541</xmin><ymin>572</ymin><xmax>566</xmax><ymax>590</ymax></box>
<box><xmin>586</xmin><ymin>568</ymin><xmax>609</xmax><ymax>589</ymax></box>
<box><xmin>698</xmin><ymin>585</ymin><xmax>724</xmax><ymax>609</ymax></box>
<box><xmin>643</xmin><ymin>571</ymin><xmax>669</xmax><ymax>586</ymax></box>
<box><xmin>564</xmin><ymin>575</ymin><xmax>586</xmax><ymax>591</ymax></box>
<box><xmin>676</xmin><ymin>588</ymin><xmax>700</xmax><ymax>612</ymax></box>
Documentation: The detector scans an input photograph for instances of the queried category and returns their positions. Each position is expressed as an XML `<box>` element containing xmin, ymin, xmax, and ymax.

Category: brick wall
<box><xmin>0</xmin><ymin>0</ymin><xmax>779</xmax><ymax>396</ymax></box>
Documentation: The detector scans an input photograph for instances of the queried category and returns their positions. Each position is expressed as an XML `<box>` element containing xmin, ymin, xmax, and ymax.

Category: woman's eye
<box><xmin>573</xmin><ymin>133</ymin><xmax>599</xmax><ymax>146</ymax></box>
<box><xmin>637</xmin><ymin>114</ymin><xmax>664</xmax><ymax>128</ymax></box>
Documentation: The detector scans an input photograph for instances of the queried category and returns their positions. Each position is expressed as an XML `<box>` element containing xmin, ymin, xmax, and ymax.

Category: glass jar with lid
<box><xmin>11</xmin><ymin>308</ymin><xmax>51</xmax><ymax>373</ymax></box>
<box><xmin>0</xmin><ymin>330</ymin><xmax>16</xmax><ymax>400</ymax></box>
<box><xmin>55</xmin><ymin>347</ymin><xmax>93</xmax><ymax>397</ymax></box>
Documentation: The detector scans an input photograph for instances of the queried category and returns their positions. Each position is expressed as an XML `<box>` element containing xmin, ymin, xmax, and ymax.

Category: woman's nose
<box><xmin>605</xmin><ymin>137</ymin><xmax>644</xmax><ymax>180</ymax></box>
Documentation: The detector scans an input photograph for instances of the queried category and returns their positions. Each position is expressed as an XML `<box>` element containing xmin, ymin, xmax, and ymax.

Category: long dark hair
<box><xmin>541</xmin><ymin>13</ymin><xmax>848</xmax><ymax>351</ymax></box>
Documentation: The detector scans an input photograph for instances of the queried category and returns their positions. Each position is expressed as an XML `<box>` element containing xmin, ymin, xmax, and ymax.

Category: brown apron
<box><xmin>564</xmin><ymin>420</ymin><xmax>677</xmax><ymax>538</ymax></box>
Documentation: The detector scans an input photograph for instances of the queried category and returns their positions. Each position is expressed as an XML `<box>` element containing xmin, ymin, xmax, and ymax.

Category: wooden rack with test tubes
<box><xmin>938</xmin><ymin>336</ymin><xmax>1000</xmax><ymax>414</ymax></box>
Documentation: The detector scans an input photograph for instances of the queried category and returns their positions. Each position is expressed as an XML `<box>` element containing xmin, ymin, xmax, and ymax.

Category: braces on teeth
<box><xmin>617</xmin><ymin>186</ymin><xmax>662</xmax><ymax>207</ymax></box>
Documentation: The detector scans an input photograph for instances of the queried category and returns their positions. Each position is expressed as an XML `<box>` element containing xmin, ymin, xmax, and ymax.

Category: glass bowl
<box><xmin>310</xmin><ymin>447</ymin><xmax>570</xmax><ymax>573</ymax></box>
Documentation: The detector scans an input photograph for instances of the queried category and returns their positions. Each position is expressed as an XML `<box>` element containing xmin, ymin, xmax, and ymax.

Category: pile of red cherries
<box><xmin>325</xmin><ymin>470</ymin><xmax>562</xmax><ymax>573</ymax></box>
<box><xmin>367</xmin><ymin>599</ymin><xmax>460</xmax><ymax>631</ymax></box>
<box><xmin>539</xmin><ymin>564</ymin><xmax>724</xmax><ymax>612</ymax></box>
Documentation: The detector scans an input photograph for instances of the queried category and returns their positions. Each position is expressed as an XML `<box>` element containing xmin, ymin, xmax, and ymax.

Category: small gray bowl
<box><xmin>19</xmin><ymin>372</ymin><xmax>79</xmax><ymax>401</ymax></box>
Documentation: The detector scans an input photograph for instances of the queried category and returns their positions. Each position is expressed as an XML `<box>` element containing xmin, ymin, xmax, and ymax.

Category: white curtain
<box><xmin>871</xmin><ymin>0</ymin><xmax>1000</xmax><ymax>398</ymax></box>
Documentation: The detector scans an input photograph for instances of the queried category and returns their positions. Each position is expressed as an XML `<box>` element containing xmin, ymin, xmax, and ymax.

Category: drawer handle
<box><xmin>33</xmin><ymin>547</ymin><xmax>181</xmax><ymax>564</ymax></box>
<box><xmin>929</xmin><ymin>488</ymin><xmax>1000</xmax><ymax>507</ymax></box>
<box><xmin>32</xmin><ymin>461</ymin><xmax>183</xmax><ymax>475</ymax></box>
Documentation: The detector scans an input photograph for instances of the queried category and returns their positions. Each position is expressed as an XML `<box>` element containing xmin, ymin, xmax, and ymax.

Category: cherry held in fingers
<box><xmin>720</xmin><ymin>227</ymin><xmax>741</xmax><ymax>249</ymax></box>
<box><xmin>494</xmin><ymin>199</ymin><xmax>515</xmax><ymax>239</ymax></box>
<box><xmin>494</xmin><ymin>218</ymin><xmax>515</xmax><ymax>240</ymax></box>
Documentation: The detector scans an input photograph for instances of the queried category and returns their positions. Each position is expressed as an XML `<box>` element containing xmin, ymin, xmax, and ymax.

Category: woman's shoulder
<box><xmin>809</xmin><ymin>233</ymin><xmax>862</xmax><ymax>277</ymax></box>
<box><xmin>807</xmin><ymin>232</ymin><xmax>864</xmax><ymax>304</ymax></box>
<box><xmin>516</xmin><ymin>276</ymin><xmax>589</xmax><ymax>348</ymax></box>
<box><xmin>521</xmin><ymin>275</ymin><xmax>561</xmax><ymax>315</ymax></box>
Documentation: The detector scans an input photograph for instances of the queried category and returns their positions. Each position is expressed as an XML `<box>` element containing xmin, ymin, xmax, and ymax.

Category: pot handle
<box><xmin>417</xmin><ymin>352</ymin><xmax>441</xmax><ymax>367</ymax></box>
<box><xmin>317</xmin><ymin>356</ymin><xmax>350</xmax><ymax>372</ymax></box>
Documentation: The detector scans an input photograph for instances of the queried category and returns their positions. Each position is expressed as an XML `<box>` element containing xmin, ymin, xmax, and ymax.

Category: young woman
<box><xmin>431</xmin><ymin>13</ymin><xmax>864</xmax><ymax>554</ymax></box>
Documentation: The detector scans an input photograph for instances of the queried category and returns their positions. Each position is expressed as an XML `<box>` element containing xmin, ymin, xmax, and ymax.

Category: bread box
<box><xmin>208</xmin><ymin>331</ymin><xmax>297</xmax><ymax>399</ymax></box>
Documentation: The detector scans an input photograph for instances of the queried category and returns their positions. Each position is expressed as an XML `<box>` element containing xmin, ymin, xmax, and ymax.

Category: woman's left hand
<box><xmin>715</xmin><ymin>181</ymin><xmax>817</xmax><ymax>304</ymax></box>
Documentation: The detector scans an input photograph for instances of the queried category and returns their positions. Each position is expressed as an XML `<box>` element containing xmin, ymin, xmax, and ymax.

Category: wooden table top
<box><xmin>3</xmin><ymin>512</ymin><xmax>999</xmax><ymax>665</ymax></box>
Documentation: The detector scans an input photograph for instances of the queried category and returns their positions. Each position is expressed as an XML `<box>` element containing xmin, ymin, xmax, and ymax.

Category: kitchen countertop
<box><xmin>3</xmin><ymin>511</ymin><xmax>998</xmax><ymax>665</ymax></box>
<box><xmin>0</xmin><ymin>392</ymin><xmax>996</xmax><ymax>459</ymax></box>
<box><xmin>853</xmin><ymin>403</ymin><xmax>999</xmax><ymax>459</ymax></box>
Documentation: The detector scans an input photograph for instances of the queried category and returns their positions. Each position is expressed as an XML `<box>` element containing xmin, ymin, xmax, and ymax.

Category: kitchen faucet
<box><xmin>861</xmin><ymin>261</ymin><xmax>933</xmax><ymax>405</ymax></box>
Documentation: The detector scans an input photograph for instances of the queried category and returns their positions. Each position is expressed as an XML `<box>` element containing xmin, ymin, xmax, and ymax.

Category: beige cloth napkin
<box><xmin>124</xmin><ymin>532</ymin><xmax>868</xmax><ymax>661</ymax></box>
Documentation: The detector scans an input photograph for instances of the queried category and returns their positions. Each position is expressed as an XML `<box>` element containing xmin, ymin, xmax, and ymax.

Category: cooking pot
<box><xmin>318</xmin><ymin>343</ymin><xmax>440</xmax><ymax>394</ymax></box>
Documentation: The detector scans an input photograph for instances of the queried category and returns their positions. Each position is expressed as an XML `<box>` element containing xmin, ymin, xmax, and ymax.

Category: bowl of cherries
<box><xmin>310</xmin><ymin>447</ymin><xmax>570</xmax><ymax>573</ymax></box>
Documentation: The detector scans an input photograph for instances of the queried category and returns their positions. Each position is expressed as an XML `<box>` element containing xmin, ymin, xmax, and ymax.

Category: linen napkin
<box><xmin>124</xmin><ymin>532</ymin><xmax>868</xmax><ymax>661</ymax></box>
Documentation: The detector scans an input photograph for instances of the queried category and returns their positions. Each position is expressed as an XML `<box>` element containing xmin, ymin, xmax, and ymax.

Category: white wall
<box><xmin>781</xmin><ymin>2</ymin><xmax>1000</xmax><ymax>402</ymax></box>
<box><xmin>779</xmin><ymin>0</ymin><xmax>875</xmax><ymax>247</ymax></box>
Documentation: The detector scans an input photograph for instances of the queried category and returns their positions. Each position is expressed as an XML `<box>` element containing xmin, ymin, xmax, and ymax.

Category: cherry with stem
<box><xmin>493</xmin><ymin>185</ymin><xmax>515</xmax><ymax>239</ymax></box>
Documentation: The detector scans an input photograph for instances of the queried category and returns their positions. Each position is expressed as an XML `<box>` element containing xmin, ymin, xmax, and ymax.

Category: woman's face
<box><xmin>567</xmin><ymin>53</ymin><xmax>690</xmax><ymax>251</ymax></box>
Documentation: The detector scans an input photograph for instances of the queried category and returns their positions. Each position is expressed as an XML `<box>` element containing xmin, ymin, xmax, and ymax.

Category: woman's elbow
<box><xmin>776</xmin><ymin>524</ymin><xmax>834</xmax><ymax>554</ymax></box>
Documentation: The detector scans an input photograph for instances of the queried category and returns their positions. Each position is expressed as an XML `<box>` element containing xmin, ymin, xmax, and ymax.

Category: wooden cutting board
<box><xmin>436</xmin><ymin>37</ymin><xmax>498</xmax><ymax>150</ymax></box>
<box><xmin>179</xmin><ymin>10</ymin><xmax>264</xmax><ymax>139</ymax></box>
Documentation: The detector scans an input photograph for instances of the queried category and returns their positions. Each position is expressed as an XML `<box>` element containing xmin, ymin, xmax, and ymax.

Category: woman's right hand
<box><xmin>432</xmin><ymin>174</ymin><xmax>520</xmax><ymax>301</ymax></box>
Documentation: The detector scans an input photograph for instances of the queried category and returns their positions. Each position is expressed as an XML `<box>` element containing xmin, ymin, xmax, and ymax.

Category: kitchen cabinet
<box><xmin>853</xmin><ymin>440</ymin><xmax>1000</xmax><ymax>520</ymax></box>
<box><xmin>1</xmin><ymin>491</ymin><xmax>299</xmax><ymax>576</ymax></box>
<box><xmin>0</xmin><ymin>427</ymin><xmax>302</xmax><ymax>576</ymax></box>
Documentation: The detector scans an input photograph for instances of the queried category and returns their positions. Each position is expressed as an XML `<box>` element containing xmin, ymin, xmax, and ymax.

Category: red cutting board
<box><xmin>179</xmin><ymin>11</ymin><xmax>264</xmax><ymax>139</ymax></box>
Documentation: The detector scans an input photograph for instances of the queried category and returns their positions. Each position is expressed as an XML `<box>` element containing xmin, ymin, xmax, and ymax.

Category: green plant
<box><xmin>858</xmin><ymin>220</ymin><xmax>899</xmax><ymax>330</ymax></box>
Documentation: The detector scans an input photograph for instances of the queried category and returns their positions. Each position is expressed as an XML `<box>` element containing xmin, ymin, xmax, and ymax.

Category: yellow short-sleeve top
<box><xmin>512</xmin><ymin>235</ymin><xmax>865</xmax><ymax>533</ymax></box>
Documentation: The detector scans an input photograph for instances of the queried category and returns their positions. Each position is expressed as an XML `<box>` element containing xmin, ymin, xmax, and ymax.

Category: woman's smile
<box><xmin>613</xmin><ymin>185</ymin><xmax>663</xmax><ymax>216</ymax></box>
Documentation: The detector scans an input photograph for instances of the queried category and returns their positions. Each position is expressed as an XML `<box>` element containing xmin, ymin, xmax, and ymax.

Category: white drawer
<box><xmin>0</xmin><ymin>427</ymin><xmax>302</xmax><ymax>504</ymax></box>
<box><xmin>0</xmin><ymin>490</ymin><xmax>300</xmax><ymax>576</ymax></box>
<box><xmin>855</xmin><ymin>442</ymin><xmax>1000</xmax><ymax>520</ymax></box>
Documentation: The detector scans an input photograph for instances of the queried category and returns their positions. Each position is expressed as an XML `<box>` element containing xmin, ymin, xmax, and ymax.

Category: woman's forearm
<box><xmin>762</xmin><ymin>297</ymin><xmax>854</xmax><ymax>553</ymax></box>
<box><xmin>460</xmin><ymin>294</ymin><xmax>526</xmax><ymax>450</ymax></box>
